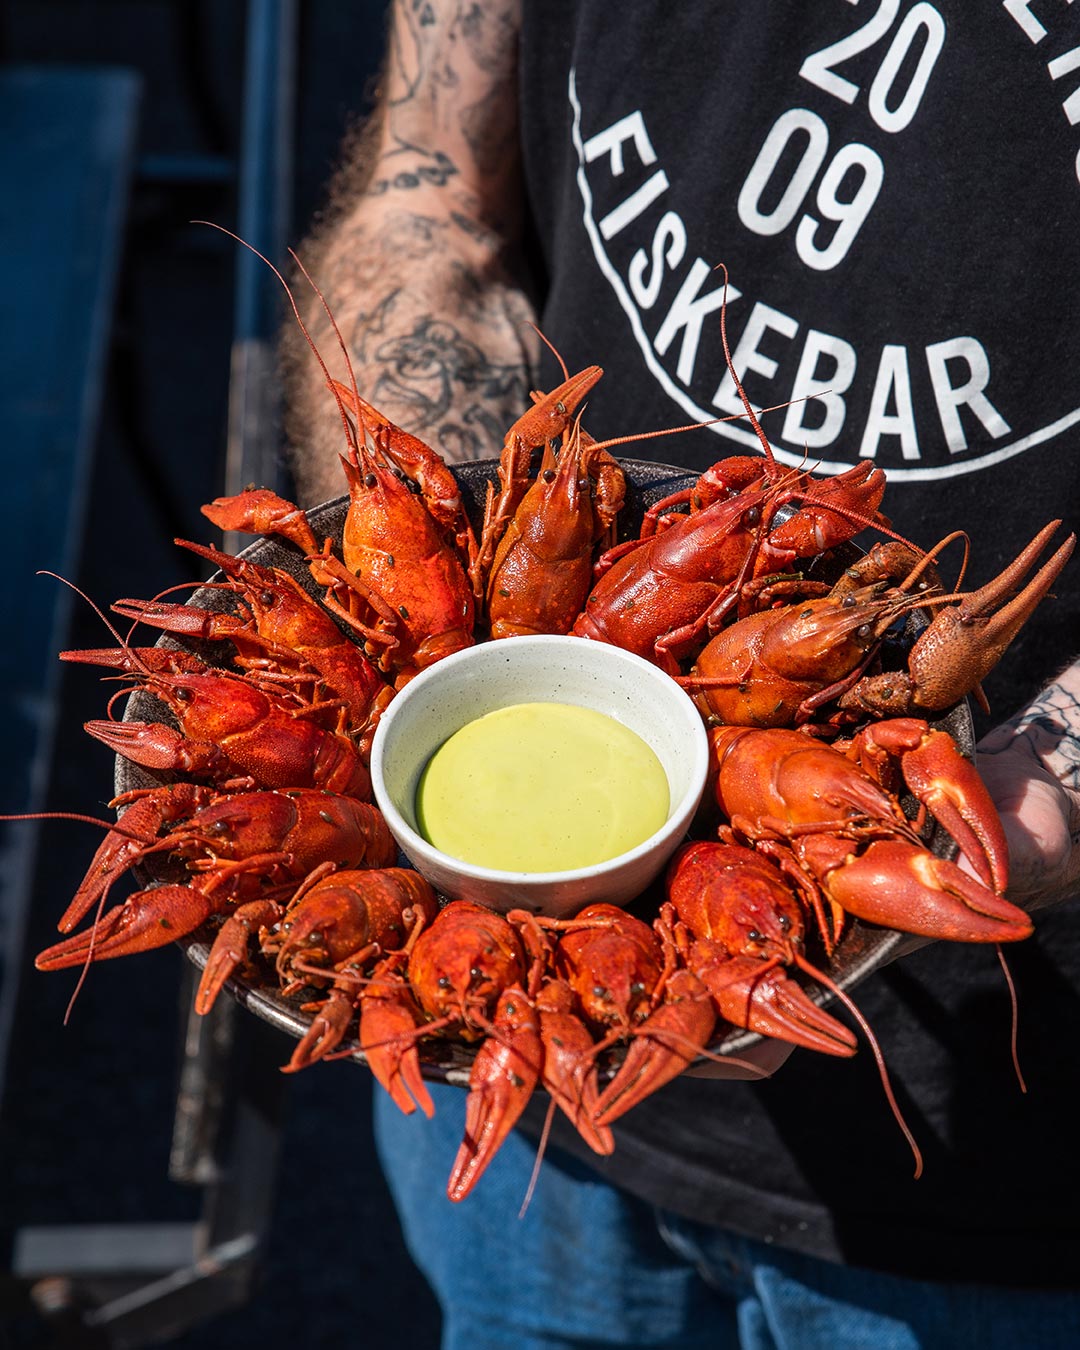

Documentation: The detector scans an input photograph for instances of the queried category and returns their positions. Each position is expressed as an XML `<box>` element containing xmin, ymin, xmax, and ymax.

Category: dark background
<box><xmin>1</xmin><ymin>2</ymin><xmax>444</xmax><ymax>1345</ymax></box>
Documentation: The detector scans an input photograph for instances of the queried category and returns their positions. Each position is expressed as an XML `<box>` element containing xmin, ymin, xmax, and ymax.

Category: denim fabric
<box><xmin>374</xmin><ymin>1083</ymin><xmax>1080</xmax><ymax>1349</ymax></box>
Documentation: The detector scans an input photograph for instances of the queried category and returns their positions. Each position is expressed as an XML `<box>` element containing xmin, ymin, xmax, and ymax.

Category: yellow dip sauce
<box><xmin>415</xmin><ymin>702</ymin><xmax>669</xmax><ymax>872</ymax></box>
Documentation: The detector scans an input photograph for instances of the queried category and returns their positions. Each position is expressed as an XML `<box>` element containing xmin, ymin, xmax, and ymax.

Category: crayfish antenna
<box><xmin>38</xmin><ymin>571</ymin><xmax>153</xmax><ymax>679</ymax></box>
<box><xmin>193</xmin><ymin>221</ymin><xmax>363</xmax><ymax>467</ymax></box>
<box><xmin>527</xmin><ymin>322</ymin><xmax>571</xmax><ymax>385</ymax></box>
<box><xmin>715</xmin><ymin>263</ymin><xmax>776</xmax><ymax>467</ymax></box>
<box><xmin>997</xmin><ymin>944</ymin><xmax>1027</xmax><ymax>1094</ymax></box>
<box><xmin>581</xmin><ymin>400</ymin><xmax>811</xmax><ymax>461</ymax></box>
<box><xmin>795</xmin><ymin>954</ymin><xmax>924</xmax><ymax>1179</ymax></box>
<box><xmin>518</xmin><ymin>1097</ymin><xmax>556</xmax><ymax>1220</ymax></box>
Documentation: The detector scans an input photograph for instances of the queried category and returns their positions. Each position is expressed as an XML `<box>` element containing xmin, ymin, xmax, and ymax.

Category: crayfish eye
<box><xmin>744</xmin><ymin>506</ymin><xmax>761</xmax><ymax>527</ymax></box>
<box><xmin>259</xmin><ymin>590</ymin><xmax>275</xmax><ymax>607</ymax></box>
<box><xmin>778</xmin><ymin>914</ymin><xmax>791</xmax><ymax>931</ymax></box>
<box><xmin>592</xmin><ymin>984</ymin><xmax>609</xmax><ymax>1001</ymax></box>
<box><xmin>363</xmin><ymin>472</ymin><xmax>377</xmax><ymax>488</ymax></box>
<box><xmin>857</xmin><ymin>623</ymin><xmax>873</xmax><ymax>640</ymax></box>
<box><xmin>842</xmin><ymin>594</ymin><xmax>857</xmax><ymax>608</ymax></box>
<box><xmin>174</xmin><ymin>686</ymin><xmax>193</xmax><ymax>703</ymax></box>
<box><xmin>437</xmin><ymin>975</ymin><xmax>451</xmax><ymax>989</ymax></box>
<box><xmin>542</xmin><ymin>468</ymin><xmax>556</xmax><ymax>483</ymax></box>
<box><xmin>748</xmin><ymin>928</ymin><xmax>763</xmax><ymax>943</ymax></box>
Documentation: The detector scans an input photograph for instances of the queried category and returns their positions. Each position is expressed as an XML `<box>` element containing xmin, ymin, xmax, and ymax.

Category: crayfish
<box><xmin>111</xmin><ymin>538</ymin><xmax>394</xmax><ymax>754</ymax></box>
<box><xmin>682</xmin><ymin>522</ymin><xmax>1075</xmax><ymax>729</ymax></box>
<box><xmin>195</xmin><ymin>861</ymin><xmax>439</xmax><ymax>1072</ymax></box>
<box><xmin>33</xmin><ymin>783</ymin><xmax>396</xmax><ymax>972</ymax></box>
<box><xmin>709</xmin><ymin>720</ymin><xmax>1032</xmax><ymax>955</ymax></box>
<box><xmin>360</xmin><ymin>900</ymin><xmax>543</xmax><ymax>1201</ymax></box>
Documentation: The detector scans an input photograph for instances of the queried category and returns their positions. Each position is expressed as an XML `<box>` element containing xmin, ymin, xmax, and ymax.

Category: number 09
<box><xmin>737</xmin><ymin>108</ymin><xmax>884</xmax><ymax>271</ymax></box>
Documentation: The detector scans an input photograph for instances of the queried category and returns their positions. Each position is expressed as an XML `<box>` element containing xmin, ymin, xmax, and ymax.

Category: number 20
<box><xmin>800</xmin><ymin>0</ymin><xmax>945</xmax><ymax>133</ymax></box>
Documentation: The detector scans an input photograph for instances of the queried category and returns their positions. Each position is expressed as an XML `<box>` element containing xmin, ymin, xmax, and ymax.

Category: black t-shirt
<box><xmin>517</xmin><ymin>0</ymin><xmax>1080</xmax><ymax>1286</ymax></box>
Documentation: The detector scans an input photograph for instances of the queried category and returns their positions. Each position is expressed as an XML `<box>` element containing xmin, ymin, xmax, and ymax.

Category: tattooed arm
<box><xmin>975</xmin><ymin>660</ymin><xmax>1080</xmax><ymax>909</ymax></box>
<box><xmin>283</xmin><ymin>0</ymin><xmax>537</xmax><ymax>506</ymax></box>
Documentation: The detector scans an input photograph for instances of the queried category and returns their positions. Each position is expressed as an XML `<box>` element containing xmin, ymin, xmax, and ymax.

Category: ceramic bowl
<box><xmin>369</xmin><ymin>634</ymin><xmax>709</xmax><ymax>917</ymax></box>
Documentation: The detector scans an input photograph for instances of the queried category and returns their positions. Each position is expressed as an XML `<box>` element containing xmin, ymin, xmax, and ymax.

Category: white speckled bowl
<box><xmin>369</xmin><ymin>634</ymin><xmax>709</xmax><ymax>918</ymax></box>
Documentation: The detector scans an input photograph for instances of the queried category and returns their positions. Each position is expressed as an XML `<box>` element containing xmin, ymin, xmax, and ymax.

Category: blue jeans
<box><xmin>374</xmin><ymin>1084</ymin><xmax>1080</xmax><ymax>1349</ymax></box>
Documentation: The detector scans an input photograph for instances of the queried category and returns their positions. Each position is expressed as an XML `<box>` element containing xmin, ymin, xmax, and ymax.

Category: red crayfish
<box><xmin>709</xmin><ymin>720</ymin><xmax>1032</xmax><ymax>954</ymax></box>
<box><xmin>195</xmin><ymin>861</ymin><xmax>439</xmax><ymax>1073</ymax></box>
<box><xmin>33</xmin><ymin>783</ymin><xmax>395</xmax><ymax>972</ymax></box>
<box><xmin>682</xmin><ymin>523</ymin><xmax>1075</xmax><ymax>729</ymax></box>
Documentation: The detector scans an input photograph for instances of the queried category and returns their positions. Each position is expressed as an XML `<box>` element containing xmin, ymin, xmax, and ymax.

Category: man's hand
<box><xmin>975</xmin><ymin>674</ymin><xmax>1080</xmax><ymax>910</ymax></box>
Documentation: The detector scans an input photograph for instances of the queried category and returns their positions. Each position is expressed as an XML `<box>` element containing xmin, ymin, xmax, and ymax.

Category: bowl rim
<box><xmin>369</xmin><ymin>632</ymin><xmax>711</xmax><ymax>886</ymax></box>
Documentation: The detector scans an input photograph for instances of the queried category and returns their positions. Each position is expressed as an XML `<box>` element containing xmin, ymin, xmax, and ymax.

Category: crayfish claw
<box><xmin>202</xmin><ymin>488</ymin><xmax>320</xmax><ymax>555</ymax></box>
<box><xmin>802</xmin><ymin>839</ymin><xmax>1033</xmax><ymax>944</ymax></box>
<box><xmin>535</xmin><ymin>988</ymin><xmax>615</xmax><ymax>1154</ymax></box>
<box><xmin>359</xmin><ymin>964</ymin><xmax>435</xmax><ymax>1119</ymax></box>
<box><xmin>285</xmin><ymin>989</ymin><xmax>357</xmax><ymax>1072</ymax></box>
<box><xmin>195</xmin><ymin>899</ymin><xmax>284</xmax><ymax>1015</ymax></box>
<box><xmin>593</xmin><ymin>970</ymin><xmax>716</xmax><ymax>1126</ymax></box>
<box><xmin>446</xmin><ymin>988</ymin><xmax>542</xmax><ymax>1202</ymax></box>
<box><xmin>702</xmin><ymin>955</ymin><xmax>858</xmax><ymax>1058</ymax></box>
<box><xmin>37</xmin><ymin>885</ymin><xmax>220</xmax><ymax>970</ymax></box>
<box><xmin>861</xmin><ymin>522</ymin><xmax>1077</xmax><ymax>716</ymax></box>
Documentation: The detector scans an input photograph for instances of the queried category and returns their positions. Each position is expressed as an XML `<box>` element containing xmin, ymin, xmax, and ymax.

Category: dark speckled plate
<box><xmin>114</xmin><ymin>459</ymin><xmax>971</xmax><ymax>1082</ymax></box>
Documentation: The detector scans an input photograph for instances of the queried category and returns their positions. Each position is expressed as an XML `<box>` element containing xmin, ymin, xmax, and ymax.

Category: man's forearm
<box><xmin>282</xmin><ymin>0</ymin><xmax>535</xmax><ymax>507</ymax></box>
<box><xmin>284</xmin><ymin>197</ymin><xmax>537</xmax><ymax>504</ymax></box>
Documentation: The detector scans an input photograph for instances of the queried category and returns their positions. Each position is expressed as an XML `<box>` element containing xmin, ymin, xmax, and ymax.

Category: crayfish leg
<box><xmin>195</xmin><ymin>898</ymin><xmax>285</xmax><ymax>1015</ymax></box>
<box><xmin>359</xmin><ymin>963</ymin><xmax>435</xmax><ymax>1118</ymax></box>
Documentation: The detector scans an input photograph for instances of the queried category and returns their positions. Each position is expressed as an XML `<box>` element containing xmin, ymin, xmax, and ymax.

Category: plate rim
<box><xmin>113</xmin><ymin>456</ymin><xmax>972</xmax><ymax>1074</ymax></box>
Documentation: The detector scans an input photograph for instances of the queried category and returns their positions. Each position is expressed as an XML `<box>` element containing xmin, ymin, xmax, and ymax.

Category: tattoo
<box><xmin>451</xmin><ymin>209</ymin><xmax>493</xmax><ymax>242</ymax></box>
<box><xmin>381</xmin><ymin>0</ymin><xmax>520</xmax><ymax>208</ymax></box>
<box><xmin>979</xmin><ymin>675</ymin><xmax>1080</xmax><ymax>790</ymax></box>
<box><xmin>355</xmin><ymin>302</ymin><xmax>529</xmax><ymax>462</ymax></box>
<box><xmin>370</xmin><ymin>150</ymin><xmax>459</xmax><ymax>195</ymax></box>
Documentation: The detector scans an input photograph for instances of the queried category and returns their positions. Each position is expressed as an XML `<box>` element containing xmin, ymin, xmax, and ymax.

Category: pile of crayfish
<box><xmin>23</xmin><ymin>249</ymin><xmax>1076</xmax><ymax>1201</ymax></box>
